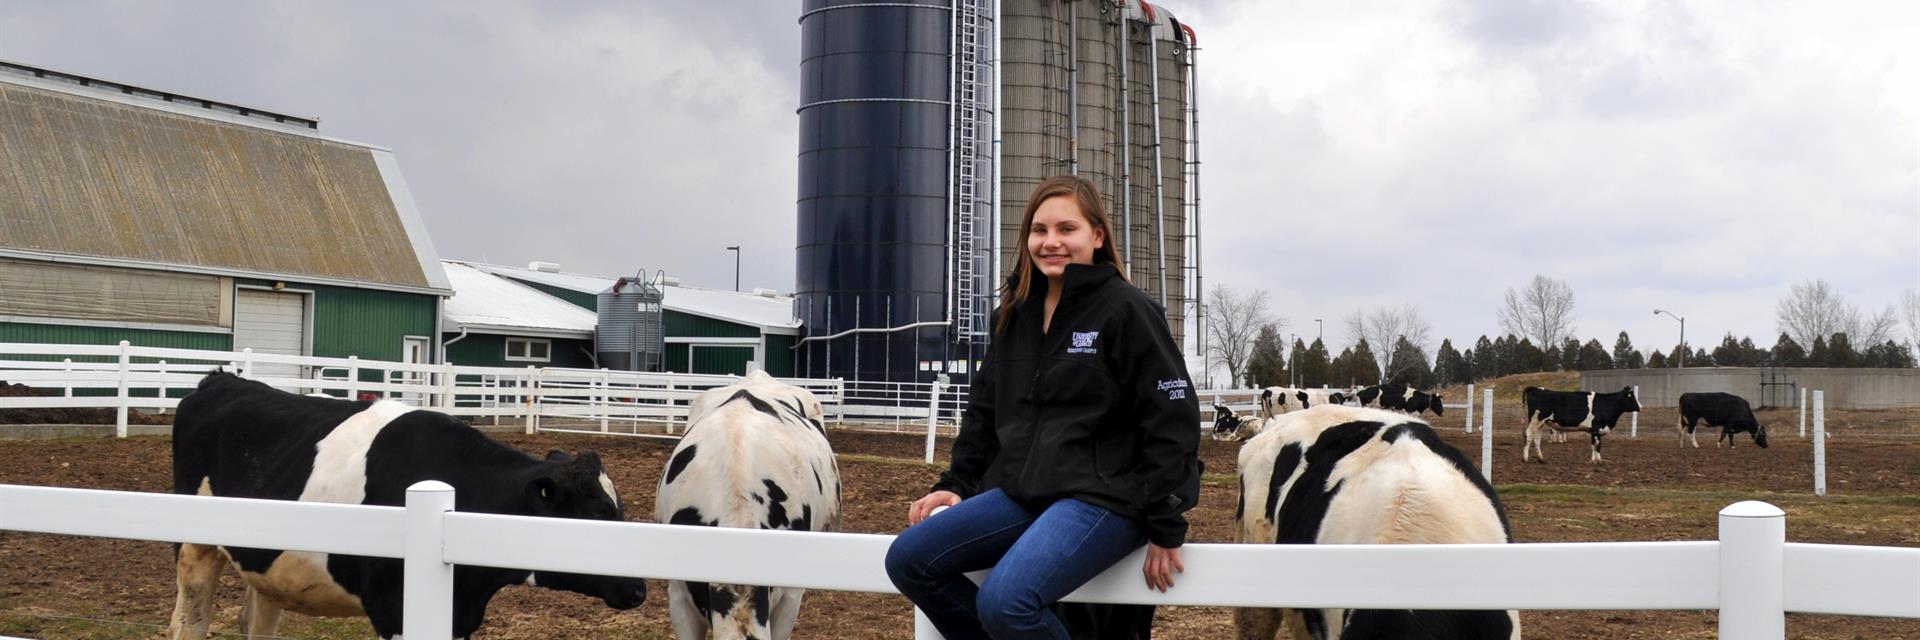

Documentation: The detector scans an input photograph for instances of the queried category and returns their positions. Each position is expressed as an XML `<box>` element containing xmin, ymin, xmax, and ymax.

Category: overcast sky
<box><xmin>4</xmin><ymin>0</ymin><xmax>1915</xmax><ymax>362</ymax></box>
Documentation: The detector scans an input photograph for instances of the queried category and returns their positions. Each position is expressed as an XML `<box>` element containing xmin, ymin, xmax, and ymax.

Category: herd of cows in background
<box><xmin>150</xmin><ymin>370</ymin><xmax>1773</xmax><ymax>639</ymax></box>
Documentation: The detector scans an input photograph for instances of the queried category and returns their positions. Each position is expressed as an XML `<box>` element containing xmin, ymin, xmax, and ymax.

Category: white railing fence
<box><xmin>1</xmin><ymin>484</ymin><xmax>1915</xmax><ymax>640</ymax></box>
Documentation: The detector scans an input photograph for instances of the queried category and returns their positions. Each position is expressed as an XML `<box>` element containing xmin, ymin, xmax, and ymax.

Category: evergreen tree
<box><xmin>1693</xmin><ymin>347</ymin><xmax>1713</xmax><ymax>367</ymax></box>
<box><xmin>1556</xmin><ymin>337</ymin><xmax>1580</xmax><ymax>371</ymax></box>
<box><xmin>1434</xmin><ymin>339</ymin><xmax>1468</xmax><ymax>386</ymax></box>
<box><xmin>1348</xmin><ymin>339</ymin><xmax>1383</xmax><ymax>387</ymax></box>
<box><xmin>1299</xmin><ymin>338</ymin><xmax>1333</xmax><ymax>387</ymax></box>
<box><xmin>1473</xmin><ymin>335</ymin><xmax>1499</xmax><ymax>380</ymax></box>
<box><xmin>1808</xmin><ymin>335</ymin><xmax>1830</xmax><ymax>367</ymax></box>
<box><xmin>1246</xmin><ymin>325</ymin><xmax>1287</xmax><ymax>387</ymax></box>
<box><xmin>1387</xmin><ymin>336</ymin><xmax>1433</xmax><ymax>387</ymax></box>
<box><xmin>1771</xmin><ymin>333</ymin><xmax>1806</xmax><ymax>367</ymax></box>
<box><xmin>1648</xmin><ymin>350</ymin><xmax>1668</xmax><ymax>368</ymax></box>
<box><xmin>1612</xmin><ymin>331</ymin><xmax>1644</xmax><ymax>369</ymax></box>
<box><xmin>1739</xmin><ymin>337</ymin><xmax>1764</xmax><ymax>366</ymax></box>
<box><xmin>1579</xmin><ymin>338</ymin><xmax>1613</xmax><ymax>370</ymax></box>
<box><xmin>1713</xmin><ymin>334</ymin><xmax>1746</xmax><ymax>367</ymax></box>
<box><xmin>1515</xmin><ymin>338</ymin><xmax>1545</xmax><ymax>373</ymax></box>
<box><xmin>1827</xmin><ymin>333</ymin><xmax>1858</xmax><ymax>367</ymax></box>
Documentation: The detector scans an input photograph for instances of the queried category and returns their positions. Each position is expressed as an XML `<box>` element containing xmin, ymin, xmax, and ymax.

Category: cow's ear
<box><xmin>527</xmin><ymin>477</ymin><xmax>560</xmax><ymax>506</ymax></box>
<box><xmin>546</xmin><ymin>450</ymin><xmax>571</xmax><ymax>461</ymax></box>
<box><xmin>573</xmin><ymin>451</ymin><xmax>604</xmax><ymax>468</ymax></box>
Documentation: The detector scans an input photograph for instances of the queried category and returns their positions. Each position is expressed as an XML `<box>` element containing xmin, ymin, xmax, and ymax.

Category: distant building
<box><xmin>0</xmin><ymin>60</ymin><xmax>451</xmax><ymax>377</ymax></box>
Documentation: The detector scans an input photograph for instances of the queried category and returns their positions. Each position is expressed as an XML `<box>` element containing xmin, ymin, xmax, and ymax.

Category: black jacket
<box><xmin>934</xmin><ymin>262</ymin><xmax>1202</xmax><ymax>547</ymax></box>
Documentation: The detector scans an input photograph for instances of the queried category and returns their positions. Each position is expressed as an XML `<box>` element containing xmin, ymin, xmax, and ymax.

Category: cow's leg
<box><xmin>768</xmin><ymin>586</ymin><xmax>805</xmax><ymax>640</ymax></box>
<box><xmin>169</xmin><ymin>543</ymin><xmax>223</xmax><ymax>640</ymax></box>
<box><xmin>238</xmin><ymin>586</ymin><xmax>283</xmax><ymax>639</ymax></box>
<box><xmin>1233</xmin><ymin>607</ymin><xmax>1283</xmax><ymax>640</ymax></box>
<box><xmin>1724</xmin><ymin>428</ymin><xmax>1735</xmax><ymax>448</ymax></box>
<box><xmin>1591</xmin><ymin>432</ymin><xmax>1604</xmax><ymax>463</ymax></box>
<box><xmin>667</xmin><ymin>579</ymin><xmax>710</xmax><ymax>640</ymax></box>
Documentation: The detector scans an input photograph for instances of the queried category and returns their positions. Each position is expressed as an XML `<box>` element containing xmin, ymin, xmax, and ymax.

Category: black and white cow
<box><xmin>656</xmin><ymin>370</ymin><xmax>841</xmax><ymax>640</ymax></box>
<box><xmin>1355</xmin><ymin>383</ymin><xmax>1443</xmax><ymax>417</ymax></box>
<box><xmin>1212</xmin><ymin>403</ymin><xmax>1261</xmax><ymax>441</ymax></box>
<box><xmin>1234</xmin><ymin>405</ymin><xmax>1520</xmax><ymax>640</ymax></box>
<box><xmin>1521</xmin><ymin>386</ymin><xmax>1642</xmax><ymax>464</ymax></box>
<box><xmin>1259</xmin><ymin>386</ymin><xmax>1311</xmax><ymax>419</ymax></box>
<box><xmin>169</xmin><ymin>372</ymin><xmax>644</xmax><ymax>640</ymax></box>
<box><xmin>1678</xmin><ymin>392</ymin><xmax>1769</xmax><ymax>449</ymax></box>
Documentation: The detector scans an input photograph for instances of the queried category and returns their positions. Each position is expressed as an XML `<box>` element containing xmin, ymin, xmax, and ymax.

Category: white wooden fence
<box><xmin>1</xmin><ymin>483</ymin><xmax>1915</xmax><ymax>639</ymax></box>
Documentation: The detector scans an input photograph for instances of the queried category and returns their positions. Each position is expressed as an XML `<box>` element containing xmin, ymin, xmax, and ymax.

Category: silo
<box><xmin>595</xmin><ymin>275</ymin><xmax>665</xmax><ymax>371</ymax></box>
<box><xmin>796</xmin><ymin>0</ymin><xmax>954</xmax><ymax>381</ymax></box>
<box><xmin>1151</xmin><ymin>5</ymin><xmax>1193</xmax><ymax>346</ymax></box>
<box><xmin>997</xmin><ymin>0</ymin><xmax>1072</xmax><ymax>282</ymax></box>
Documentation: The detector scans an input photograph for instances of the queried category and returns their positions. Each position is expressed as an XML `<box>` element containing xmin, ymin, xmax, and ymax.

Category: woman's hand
<box><xmin>1143</xmin><ymin>544</ymin><xmax>1184</xmax><ymax>592</ymax></box>
<box><xmin>908</xmin><ymin>490</ymin><xmax>962</xmax><ymax>525</ymax></box>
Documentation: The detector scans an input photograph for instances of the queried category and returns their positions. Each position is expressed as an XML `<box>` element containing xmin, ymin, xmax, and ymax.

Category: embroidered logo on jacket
<box><xmin>1068</xmin><ymin>331</ymin><xmax>1099</xmax><ymax>354</ymax></box>
<box><xmin>1157</xmin><ymin>378</ymin><xmax>1190</xmax><ymax>400</ymax></box>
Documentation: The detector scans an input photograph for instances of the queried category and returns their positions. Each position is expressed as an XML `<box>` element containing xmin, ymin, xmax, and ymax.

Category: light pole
<box><xmin>1654</xmin><ymin>309</ymin><xmax>1685</xmax><ymax>368</ymax></box>
<box><xmin>1289</xmin><ymin>332</ymin><xmax>1298</xmax><ymax>388</ymax></box>
<box><xmin>1314</xmin><ymin>318</ymin><xmax>1323</xmax><ymax>345</ymax></box>
<box><xmin>726</xmin><ymin>246</ymin><xmax>740</xmax><ymax>291</ymax></box>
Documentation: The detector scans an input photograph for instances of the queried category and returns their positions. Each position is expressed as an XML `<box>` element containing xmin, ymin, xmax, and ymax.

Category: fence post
<box><xmin>439</xmin><ymin>362</ymin><xmax>457</xmax><ymax>410</ymax></box>
<box><xmin>1481</xmin><ymin>387</ymin><xmax>1494</xmax><ymax>482</ymax></box>
<box><xmin>1631</xmin><ymin>385</ymin><xmax>1639</xmax><ymax>438</ymax></box>
<box><xmin>524</xmin><ymin>366</ymin><xmax>539</xmax><ymax>435</ymax></box>
<box><xmin>925</xmin><ymin>379</ymin><xmax>945</xmax><ymax>464</ymax></box>
<box><xmin>346</xmin><ymin>355</ymin><xmax>360</xmax><ymax>401</ymax></box>
<box><xmin>1799</xmin><ymin>387</ymin><xmax>1808</xmax><ymax>438</ymax></box>
<box><xmin>1718</xmin><ymin>501</ymin><xmax>1785</xmax><ymax>639</ymax></box>
<box><xmin>834</xmin><ymin>378</ymin><xmax>846</xmax><ymax>426</ymax></box>
<box><xmin>114</xmin><ymin>341</ymin><xmax>131</xmax><ymax>438</ymax></box>
<box><xmin>240</xmin><ymin>348</ymin><xmax>254</xmax><ymax>380</ymax></box>
<box><xmin>1813</xmin><ymin>390</ymin><xmax>1826</xmax><ymax>497</ymax></box>
<box><xmin>404</xmin><ymin>480</ymin><xmax>455</xmax><ymax>640</ymax></box>
<box><xmin>666</xmin><ymin>378</ymin><xmax>679</xmax><ymax>435</ymax></box>
<box><xmin>1464</xmin><ymin>384</ymin><xmax>1474</xmax><ymax>433</ymax></box>
<box><xmin>156</xmin><ymin>360</ymin><xmax>169</xmax><ymax>413</ymax></box>
<box><xmin>61</xmin><ymin>358</ymin><xmax>73</xmax><ymax>397</ymax></box>
<box><xmin>598</xmin><ymin>369</ymin><xmax>611</xmax><ymax>433</ymax></box>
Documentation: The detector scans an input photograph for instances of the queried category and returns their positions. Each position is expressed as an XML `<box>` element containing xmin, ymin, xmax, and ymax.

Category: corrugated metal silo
<box><xmin>596</xmin><ymin>275</ymin><xmax>665</xmax><ymax>371</ymax></box>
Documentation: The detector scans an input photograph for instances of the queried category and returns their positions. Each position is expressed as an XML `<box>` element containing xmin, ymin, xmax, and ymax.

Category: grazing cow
<box><xmin>1234</xmin><ymin>405</ymin><xmax>1519</xmax><ymax>640</ymax></box>
<box><xmin>1212</xmin><ymin>403</ymin><xmax>1262</xmax><ymax>441</ymax></box>
<box><xmin>169</xmin><ymin>372</ymin><xmax>644</xmax><ymax>640</ymax></box>
<box><xmin>1405</xmin><ymin>389</ymin><xmax>1446</xmax><ymax>417</ymax></box>
<box><xmin>1678</xmin><ymin>392</ymin><xmax>1769</xmax><ymax>449</ymax></box>
<box><xmin>656</xmin><ymin>370</ymin><xmax>842</xmax><ymax>640</ymax></box>
<box><xmin>1521</xmin><ymin>386</ymin><xmax>1642</xmax><ymax>464</ymax></box>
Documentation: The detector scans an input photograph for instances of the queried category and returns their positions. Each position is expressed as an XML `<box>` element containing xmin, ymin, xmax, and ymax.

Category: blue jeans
<box><xmin>885</xmin><ymin>489</ymin><xmax>1147</xmax><ymax>639</ymax></box>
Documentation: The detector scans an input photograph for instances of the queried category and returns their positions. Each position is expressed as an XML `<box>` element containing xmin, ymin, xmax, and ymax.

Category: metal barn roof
<box><xmin>441</xmin><ymin>261</ymin><xmax>596</xmax><ymax>338</ymax></box>
<box><xmin>0</xmin><ymin>63</ymin><xmax>450</xmax><ymax>295</ymax></box>
<box><xmin>466</xmin><ymin>262</ymin><xmax>801</xmax><ymax>335</ymax></box>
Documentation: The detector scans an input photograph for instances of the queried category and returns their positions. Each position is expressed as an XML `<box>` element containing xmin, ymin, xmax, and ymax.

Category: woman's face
<box><xmin>1028</xmin><ymin>195</ymin><xmax>1106</xmax><ymax>281</ymax></box>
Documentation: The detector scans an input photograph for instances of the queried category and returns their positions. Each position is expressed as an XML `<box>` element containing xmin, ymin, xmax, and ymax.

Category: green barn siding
<box><xmin>505</xmin><ymin>278</ymin><xmax>598</xmax><ymax>310</ymax></box>
<box><xmin>765</xmin><ymin>335</ymin><xmax>796</xmax><ymax>377</ymax></box>
<box><xmin>444</xmin><ymin>333</ymin><xmax>595</xmax><ymax>369</ymax></box>
<box><xmin>0</xmin><ymin>322</ymin><xmax>231</xmax><ymax>352</ymax></box>
<box><xmin>690</xmin><ymin>345</ymin><xmax>755</xmax><ymax>375</ymax></box>
<box><xmin>310</xmin><ymin>286</ymin><xmax>439</xmax><ymax>361</ymax></box>
<box><xmin>665</xmin><ymin>344</ymin><xmax>689</xmax><ymax>372</ymax></box>
<box><xmin>666</xmin><ymin>311</ymin><xmax>758</xmax><ymax>339</ymax></box>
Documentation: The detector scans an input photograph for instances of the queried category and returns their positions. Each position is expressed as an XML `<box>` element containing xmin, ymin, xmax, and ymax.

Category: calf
<box><xmin>1234</xmin><ymin>405</ymin><xmax>1520</xmax><ymax>639</ymax></box>
<box><xmin>1521</xmin><ymin>386</ymin><xmax>1642</xmax><ymax>463</ymax></box>
<box><xmin>1678</xmin><ymin>392</ymin><xmax>1769</xmax><ymax>449</ymax></box>
<box><xmin>656</xmin><ymin>370</ymin><xmax>841</xmax><ymax>640</ymax></box>
<box><xmin>1212</xmin><ymin>403</ymin><xmax>1262</xmax><ymax>441</ymax></box>
<box><xmin>169</xmin><ymin>372</ymin><xmax>644</xmax><ymax>640</ymax></box>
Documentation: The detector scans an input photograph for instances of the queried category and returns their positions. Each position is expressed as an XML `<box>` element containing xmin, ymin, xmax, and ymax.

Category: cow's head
<box><xmin>1427</xmin><ymin>393</ymin><xmax>1445</xmax><ymax>417</ymax></box>
<box><xmin>524</xmin><ymin>451</ymin><xmax>647</xmax><ymax>609</ymax></box>
<box><xmin>1753</xmin><ymin>424</ymin><xmax>1770</xmax><ymax>448</ymax></box>
<box><xmin>1620</xmin><ymin>386</ymin><xmax>1643</xmax><ymax>413</ymax></box>
<box><xmin>1212</xmin><ymin>404</ymin><xmax>1248</xmax><ymax>441</ymax></box>
<box><xmin>1330</xmin><ymin>392</ymin><xmax>1348</xmax><ymax>405</ymax></box>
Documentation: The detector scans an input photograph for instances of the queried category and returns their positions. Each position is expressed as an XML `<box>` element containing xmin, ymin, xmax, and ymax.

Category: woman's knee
<box><xmin>975</xmin><ymin>580</ymin><xmax>1045</xmax><ymax>633</ymax></box>
<box><xmin>884</xmin><ymin>532</ymin><xmax>941</xmax><ymax>588</ymax></box>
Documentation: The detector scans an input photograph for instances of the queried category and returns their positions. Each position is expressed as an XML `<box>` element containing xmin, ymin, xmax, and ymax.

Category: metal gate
<box><xmin>1759</xmin><ymin>368</ymin><xmax>1799</xmax><ymax>409</ymax></box>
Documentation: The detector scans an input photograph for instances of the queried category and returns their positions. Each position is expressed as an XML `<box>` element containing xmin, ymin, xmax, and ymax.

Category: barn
<box><xmin>465</xmin><ymin>262</ymin><xmax>801</xmax><ymax>376</ymax></box>
<box><xmin>0</xmin><ymin>61</ymin><xmax>451</xmax><ymax>376</ymax></box>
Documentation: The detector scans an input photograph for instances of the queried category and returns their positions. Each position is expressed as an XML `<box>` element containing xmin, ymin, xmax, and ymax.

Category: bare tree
<box><xmin>1205</xmin><ymin>285</ymin><xmax>1281</xmax><ymax>388</ymax></box>
<box><xmin>1497</xmin><ymin>275</ymin><xmax>1577</xmax><ymax>360</ymax></box>
<box><xmin>1776</xmin><ymin>279</ymin><xmax>1898</xmax><ymax>347</ymax></box>
<box><xmin>1343</xmin><ymin>304</ymin><xmax>1431</xmax><ymax>382</ymax></box>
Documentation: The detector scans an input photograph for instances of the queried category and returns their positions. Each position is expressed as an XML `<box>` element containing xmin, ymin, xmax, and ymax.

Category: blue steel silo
<box><xmin>796</xmin><ymin>0</ymin><xmax>996</xmax><ymax>383</ymax></box>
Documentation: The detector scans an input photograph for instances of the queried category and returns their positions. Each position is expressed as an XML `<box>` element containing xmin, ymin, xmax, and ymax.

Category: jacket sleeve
<box><xmin>932</xmin><ymin>341</ymin><xmax>998</xmax><ymax>498</ymax></box>
<box><xmin>1115</xmin><ymin>300</ymin><xmax>1202</xmax><ymax>548</ymax></box>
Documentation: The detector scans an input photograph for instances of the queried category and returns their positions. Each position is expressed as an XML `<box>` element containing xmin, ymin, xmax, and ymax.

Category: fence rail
<box><xmin>2</xmin><ymin>484</ymin><xmax>1915</xmax><ymax>639</ymax></box>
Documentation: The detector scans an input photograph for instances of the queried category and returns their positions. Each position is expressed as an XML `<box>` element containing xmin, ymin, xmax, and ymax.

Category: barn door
<box><xmin>233</xmin><ymin>288</ymin><xmax>308</xmax><ymax>380</ymax></box>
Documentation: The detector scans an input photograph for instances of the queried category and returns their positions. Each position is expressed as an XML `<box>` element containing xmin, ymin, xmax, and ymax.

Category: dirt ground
<box><xmin>2</xmin><ymin>406</ymin><xmax>1918</xmax><ymax>639</ymax></box>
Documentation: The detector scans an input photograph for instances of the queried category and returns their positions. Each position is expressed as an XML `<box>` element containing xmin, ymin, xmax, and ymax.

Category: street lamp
<box><xmin>1314</xmin><ymin>318</ymin><xmax>1323</xmax><ymax>345</ymax></box>
<box><xmin>1289</xmin><ymin>332</ymin><xmax>1298</xmax><ymax>388</ymax></box>
<box><xmin>1654</xmin><ymin>309</ymin><xmax>1686</xmax><ymax>368</ymax></box>
<box><xmin>726</xmin><ymin>246</ymin><xmax>740</xmax><ymax>291</ymax></box>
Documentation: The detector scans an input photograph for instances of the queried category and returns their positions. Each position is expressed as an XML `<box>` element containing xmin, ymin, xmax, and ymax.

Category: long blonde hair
<box><xmin>995</xmin><ymin>175</ymin><xmax>1128</xmax><ymax>334</ymax></box>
